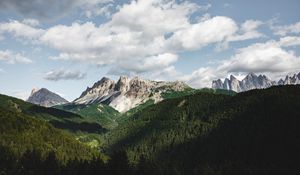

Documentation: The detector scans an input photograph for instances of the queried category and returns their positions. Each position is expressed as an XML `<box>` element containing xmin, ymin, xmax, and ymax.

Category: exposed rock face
<box><xmin>278</xmin><ymin>73</ymin><xmax>300</xmax><ymax>85</ymax></box>
<box><xmin>27</xmin><ymin>88</ymin><xmax>68</xmax><ymax>107</ymax></box>
<box><xmin>212</xmin><ymin>72</ymin><xmax>300</xmax><ymax>92</ymax></box>
<box><xmin>212</xmin><ymin>73</ymin><xmax>276</xmax><ymax>92</ymax></box>
<box><xmin>75</xmin><ymin>77</ymin><xmax>116</xmax><ymax>104</ymax></box>
<box><xmin>74</xmin><ymin>76</ymin><xmax>189</xmax><ymax>112</ymax></box>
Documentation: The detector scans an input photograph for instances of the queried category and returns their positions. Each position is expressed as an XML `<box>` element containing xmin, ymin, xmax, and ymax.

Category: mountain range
<box><xmin>27</xmin><ymin>72</ymin><xmax>300</xmax><ymax>110</ymax></box>
<box><xmin>2</xmin><ymin>75</ymin><xmax>300</xmax><ymax>175</ymax></box>
<box><xmin>27</xmin><ymin>76</ymin><xmax>189</xmax><ymax>112</ymax></box>
<box><xmin>73</xmin><ymin>76</ymin><xmax>189</xmax><ymax>112</ymax></box>
<box><xmin>212</xmin><ymin>72</ymin><xmax>300</xmax><ymax>92</ymax></box>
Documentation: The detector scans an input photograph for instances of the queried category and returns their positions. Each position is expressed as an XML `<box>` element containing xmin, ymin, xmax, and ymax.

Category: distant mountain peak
<box><xmin>212</xmin><ymin>72</ymin><xmax>300</xmax><ymax>92</ymax></box>
<box><xmin>27</xmin><ymin>88</ymin><xmax>68</xmax><ymax>107</ymax></box>
<box><xmin>74</xmin><ymin>76</ymin><xmax>190</xmax><ymax>112</ymax></box>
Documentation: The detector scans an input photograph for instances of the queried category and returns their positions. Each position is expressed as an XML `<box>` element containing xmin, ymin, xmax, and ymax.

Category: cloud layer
<box><xmin>0</xmin><ymin>0</ymin><xmax>299</xmax><ymax>89</ymax></box>
<box><xmin>0</xmin><ymin>0</ymin><xmax>265</xmax><ymax>77</ymax></box>
<box><xmin>185</xmin><ymin>38</ymin><xmax>300</xmax><ymax>88</ymax></box>
<box><xmin>272</xmin><ymin>22</ymin><xmax>300</xmax><ymax>36</ymax></box>
<box><xmin>0</xmin><ymin>50</ymin><xmax>32</xmax><ymax>64</ymax></box>
<box><xmin>0</xmin><ymin>0</ymin><xmax>112</xmax><ymax>20</ymax></box>
<box><xmin>44</xmin><ymin>69</ymin><xmax>86</xmax><ymax>81</ymax></box>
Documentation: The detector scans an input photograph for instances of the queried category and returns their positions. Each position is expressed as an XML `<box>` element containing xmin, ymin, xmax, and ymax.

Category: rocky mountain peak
<box><xmin>212</xmin><ymin>73</ymin><xmax>275</xmax><ymax>92</ymax></box>
<box><xmin>212</xmin><ymin>72</ymin><xmax>300</xmax><ymax>92</ymax></box>
<box><xmin>75</xmin><ymin>77</ymin><xmax>115</xmax><ymax>104</ymax></box>
<box><xmin>27</xmin><ymin>88</ymin><xmax>68</xmax><ymax>107</ymax></box>
<box><xmin>94</xmin><ymin>77</ymin><xmax>114</xmax><ymax>87</ymax></box>
<box><xmin>74</xmin><ymin>75</ymin><xmax>190</xmax><ymax>112</ymax></box>
<box><xmin>115</xmin><ymin>76</ymin><xmax>130</xmax><ymax>92</ymax></box>
<box><xmin>212</xmin><ymin>79</ymin><xmax>223</xmax><ymax>89</ymax></box>
<box><xmin>282</xmin><ymin>73</ymin><xmax>300</xmax><ymax>85</ymax></box>
<box><xmin>243</xmin><ymin>73</ymin><xmax>257</xmax><ymax>82</ymax></box>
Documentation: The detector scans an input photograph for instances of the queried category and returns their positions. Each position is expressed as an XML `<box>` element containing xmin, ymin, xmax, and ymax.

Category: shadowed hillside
<box><xmin>0</xmin><ymin>94</ymin><xmax>106</xmax><ymax>134</ymax></box>
<box><xmin>105</xmin><ymin>85</ymin><xmax>300</xmax><ymax>175</ymax></box>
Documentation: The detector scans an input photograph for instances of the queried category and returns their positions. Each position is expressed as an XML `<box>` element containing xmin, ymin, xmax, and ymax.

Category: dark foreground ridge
<box><xmin>105</xmin><ymin>85</ymin><xmax>300</xmax><ymax>175</ymax></box>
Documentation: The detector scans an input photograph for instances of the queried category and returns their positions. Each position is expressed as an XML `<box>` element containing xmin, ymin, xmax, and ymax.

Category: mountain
<box><xmin>55</xmin><ymin>88</ymin><xmax>234</xmax><ymax>130</ymax></box>
<box><xmin>2</xmin><ymin>83</ymin><xmax>300</xmax><ymax>174</ymax></box>
<box><xmin>105</xmin><ymin>85</ymin><xmax>300</xmax><ymax>174</ymax></box>
<box><xmin>27</xmin><ymin>88</ymin><xmax>68</xmax><ymax>107</ymax></box>
<box><xmin>212</xmin><ymin>73</ymin><xmax>281</xmax><ymax>92</ymax></box>
<box><xmin>278</xmin><ymin>72</ymin><xmax>300</xmax><ymax>85</ymax></box>
<box><xmin>74</xmin><ymin>76</ymin><xmax>190</xmax><ymax>112</ymax></box>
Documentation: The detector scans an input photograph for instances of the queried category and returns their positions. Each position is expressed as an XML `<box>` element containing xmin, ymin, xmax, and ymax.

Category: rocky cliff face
<box><xmin>27</xmin><ymin>88</ymin><xmax>68</xmax><ymax>107</ymax></box>
<box><xmin>212</xmin><ymin>72</ymin><xmax>300</xmax><ymax>92</ymax></box>
<box><xmin>278</xmin><ymin>73</ymin><xmax>300</xmax><ymax>85</ymax></box>
<box><xmin>74</xmin><ymin>76</ymin><xmax>189</xmax><ymax>112</ymax></box>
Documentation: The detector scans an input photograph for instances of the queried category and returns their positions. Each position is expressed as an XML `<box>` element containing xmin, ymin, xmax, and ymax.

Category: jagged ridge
<box><xmin>74</xmin><ymin>76</ymin><xmax>190</xmax><ymax>112</ymax></box>
<box><xmin>212</xmin><ymin>72</ymin><xmax>300</xmax><ymax>92</ymax></box>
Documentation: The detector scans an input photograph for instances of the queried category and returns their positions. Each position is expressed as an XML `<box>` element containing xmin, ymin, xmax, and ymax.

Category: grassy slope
<box><xmin>104</xmin><ymin>85</ymin><xmax>300</xmax><ymax>174</ymax></box>
<box><xmin>54</xmin><ymin>103</ymin><xmax>120</xmax><ymax>129</ymax></box>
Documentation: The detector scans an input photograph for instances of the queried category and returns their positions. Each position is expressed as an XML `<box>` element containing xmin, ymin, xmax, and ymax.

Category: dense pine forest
<box><xmin>1</xmin><ymin>85</ymin><xmax>300</xmax><ymax>175</ymax></box>
<box><xmin>105</xmin><ymin>85</ymin><xmax>300</xmax><ymax>174</ymax></box>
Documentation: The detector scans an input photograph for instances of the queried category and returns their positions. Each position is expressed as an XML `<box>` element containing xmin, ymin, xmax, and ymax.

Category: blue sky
<box><xmin>0</xmin><ymin>0</ymin><xmax>300</xmax><ymax>101</ymax></box>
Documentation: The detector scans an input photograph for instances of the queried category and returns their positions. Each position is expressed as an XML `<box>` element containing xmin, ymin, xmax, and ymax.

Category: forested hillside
<box><xmin>1</xmin><ymin>85</ymin><xmax>299</xmax><ymax>175</ymax></box>
<box><xmin>0</xmin><ymin>103</ymin><xmax>108</xmax><ymax>174</ymax></box>
<box><xmin>105</xmin><ymin>85</ymin><xmax>300</xmax><ymax>175</ymax></box>
<box><xmin>54</xmin><ymin>88</ymin><xmax>235</xmax><ymax>129</ymax></box>
<box><xmin>0</xmin><ymin>94</ymin><xmax>106</xmax><ymax>134</ymax></box>
<box><xmin>54</xmin><ymin>103</ymin><xmax>120</xmax><ymax>129</ymax></box>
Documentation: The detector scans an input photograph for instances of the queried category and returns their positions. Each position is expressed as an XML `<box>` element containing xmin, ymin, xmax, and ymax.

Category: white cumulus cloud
<box><xmin>0</xmin><ymin>50</ymin><xmax>32</xmax><ymax>64</ymax></box>
<box><xmin>0</xmin><ymin>20</ymin><xmax>44</xmax><ymax>40</ymax></box>
<box><xmin>182</xmin><ymin>38</ymin><xmax>300</xmax><ymax>88</ymax></box>
<box><xmin>166</xmin><ymin>16</ymin><xmax>238</xmax><ymax>50</ymax></box>
<box><xmin>278</xmin><ymin>36</ymin><xmax>300</xmax><ymax>47</ymax></box>
<box><xmin>228</xmin><ymin>20</ymin><xmax>264</xmax><ymax>42</ymax></box>
<box><xmin>272</xmin><ymin>21</ymin><xmax>300</xmax><ymax>36</ymax></box>
<box><xmin>0</xmin><ymin>0</ymin><xmax>265</xmax><ymax>77</ymax></box>
<box><xmin>219</xmin><ymin>41</ymin><xmax>300</xmax><ymax>73</ymax></box>
<box><xmin>44</xmin><ymin>69</ymin><xmax>86</xmax><ymax>81</ymax></box>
